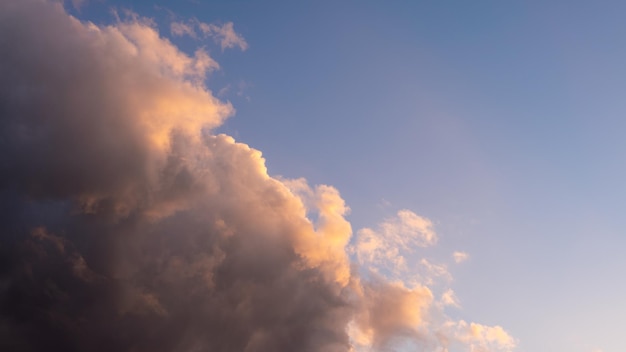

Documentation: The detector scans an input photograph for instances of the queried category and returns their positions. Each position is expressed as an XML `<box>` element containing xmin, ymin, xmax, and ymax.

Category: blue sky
<box><xmin>49</xmin><ymin>0</ymin><xmax>626</xmax><ymax>351</ymax></box>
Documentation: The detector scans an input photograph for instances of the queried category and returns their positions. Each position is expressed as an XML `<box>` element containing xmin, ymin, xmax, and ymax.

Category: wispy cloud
<box><xmin>441</xmin><ymin>289</ymin><xmax>461</xmax><ymax>307</ymax></box>
<box><xmin>170</xmin><ymin>18</ymin><xmax>248</xmax><ymax>51</ymax></box>
<box><xmin>354</xmin><ymin>209</ymin><xmax>441</xmax><ymax>285</ymax></box>
<box><xmin>198</xmin><ymin>21</ymin><xmax>248</xmax><ymax>51</ymax></box>
<box><xmin>170</xmin><ymin>20</ymin><xmax>197</xmax><ymax>38</ymax></box>
<box><xmin>453</xmin><ymin>250</ymin><xmax>470</xmax><ymax>263</ymax></box>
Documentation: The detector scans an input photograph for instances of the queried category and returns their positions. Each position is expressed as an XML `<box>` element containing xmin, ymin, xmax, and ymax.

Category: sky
<box><xmin>1</xmin><ymin>0</ymin><xmax>625</xmax><ymax>351</ymax></box>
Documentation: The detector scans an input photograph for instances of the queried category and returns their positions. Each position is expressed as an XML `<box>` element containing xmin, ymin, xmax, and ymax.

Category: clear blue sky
<box><xmin>74</xmin><ymin>1</ymin><xmax>626</xmax><ymax>351</ymax></box>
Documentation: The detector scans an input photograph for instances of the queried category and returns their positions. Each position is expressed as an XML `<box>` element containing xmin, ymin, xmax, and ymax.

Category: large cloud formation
<box><xmin>0</xmin><ymin>1</ymin><xmax>515</xmax><ymax>351</ymax></box>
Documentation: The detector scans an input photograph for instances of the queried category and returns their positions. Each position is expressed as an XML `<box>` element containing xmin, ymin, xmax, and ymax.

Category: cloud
<box><xmin>453</xmin><ymin>251</ymin><xmax>470</xmax><ymax>263</ymax></box>
<box><xmin>198</xmin><ymin>21</ymin><xmax>248</xmax><ymax>51</ymax></box>
<box><xmin>354</xmin><ymin>210</ymin><xmax>439</xmax><ymax>283</ymax></box>
<box><xmin>0</xmin><ymin>2</ymin><xmax>348</xmax><ymax>351</ymax></box>
<box><xmin>0</xmin><ymin>1</ymin><xmax>514</xmax><ymax>352</ymax></box>
<box><xmin>441</xmin><ymin>289</ymin><xmax>461</xmax><ymax>307</ymax></box>
<box><xmin>350</xmin><ymin>213</ymin><xmax>514</xmax><ymax>352</ymax></box>
<box><xmin>170</xmin><ymin>21</ymin><xmax>197</xmax><ymax>38</ymax></box>
<box><xmin>350</xmin><ymin>278</ymin><xmax>433</xmax><ymax>350</ymax></box>
<box><xmin>419</xmin><ymin>258</ymin><xmax>452</xmax><ymax>284</ymax></box>
<box><xmin>440</xmin><ymin>321</ymin><xmax>518</xmax><ymax>352</ymax></box>
<box><xmin>170</xmin><ymin>18</ymin><xmax>248</xmax><ymax>52</ymax></box>
<box><xmin>0</xmin><ymin>1</ymin><xmax>224</xmax><ymax>215</ymax></box>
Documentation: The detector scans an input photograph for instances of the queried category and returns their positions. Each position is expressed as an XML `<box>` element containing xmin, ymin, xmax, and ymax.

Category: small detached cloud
<box><xmin>453</xmin><ymin>251</ymin><xmax>470</xmax><ymax>264</ymax></box>
<box><xmin>171</xmin><ymin>18</ymin><xmax>248</xmax><ymax>51</ymax></box>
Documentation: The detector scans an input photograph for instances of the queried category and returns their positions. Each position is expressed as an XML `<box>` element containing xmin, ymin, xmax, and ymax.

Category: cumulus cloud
<box><xmin>0</xmin><ymin>2</ymin><xmax>346</xmax><ymax>351</ymax></box>
<box><xmin>0</xmin><ymin>1</ymin><xmax>514</xmax><ymax>352</ymax></box>
<box><xmin>349</xmin><ymin>278</ymin><xmax>433</xmax><ymax>351</ymax></box>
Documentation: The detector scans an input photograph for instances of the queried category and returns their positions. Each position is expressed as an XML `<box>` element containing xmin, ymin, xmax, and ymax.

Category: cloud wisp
<box><xmin>0</xmin><ymin>1</ymin><xmax>513</xmax><ymax>351</ymax></box>
<box><xmin>453</xmin><ymin>251</ymin><xmax>470</xmax><ymax>264</ymax></box>
<box><xmin>171</xmin><ymin>19</ymin><xmax>248</xmax><ymax>51</ymax></box>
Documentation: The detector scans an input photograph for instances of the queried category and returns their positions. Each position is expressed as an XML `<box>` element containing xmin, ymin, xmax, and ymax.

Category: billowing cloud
<box><xmin>0</xmin><ymin>2</ymin><xmax>346</xmax><ymax>351</ymax></box>
<box><xmin>0</xmin><ymin>1</ymin><xmax>514</xmax><ymax>352</ymax></box>
<box><xmin>349</xmin><ymin>278</ymin><xmax>433</xmax><ymax>351</ymax></box>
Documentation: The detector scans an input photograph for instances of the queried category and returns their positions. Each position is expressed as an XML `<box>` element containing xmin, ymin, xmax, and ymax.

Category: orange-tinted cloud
<box><xmin>0</xmin><ymin>1</ymin><xmax>515</xmax><ymax>352</ymax></box>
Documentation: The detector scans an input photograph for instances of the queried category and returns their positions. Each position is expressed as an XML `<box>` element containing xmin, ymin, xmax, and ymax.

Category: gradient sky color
<box><xmin>29</xmin><ymin>1</ymin><xmax>626</xmax><ymax>351</ymax></box>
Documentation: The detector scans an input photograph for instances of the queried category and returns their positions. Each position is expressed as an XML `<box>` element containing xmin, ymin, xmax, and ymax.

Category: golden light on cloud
<box><xmin>0</xmin><ymin>1</ymin><xmax>516</xmax><ymax>351</ymax></box>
